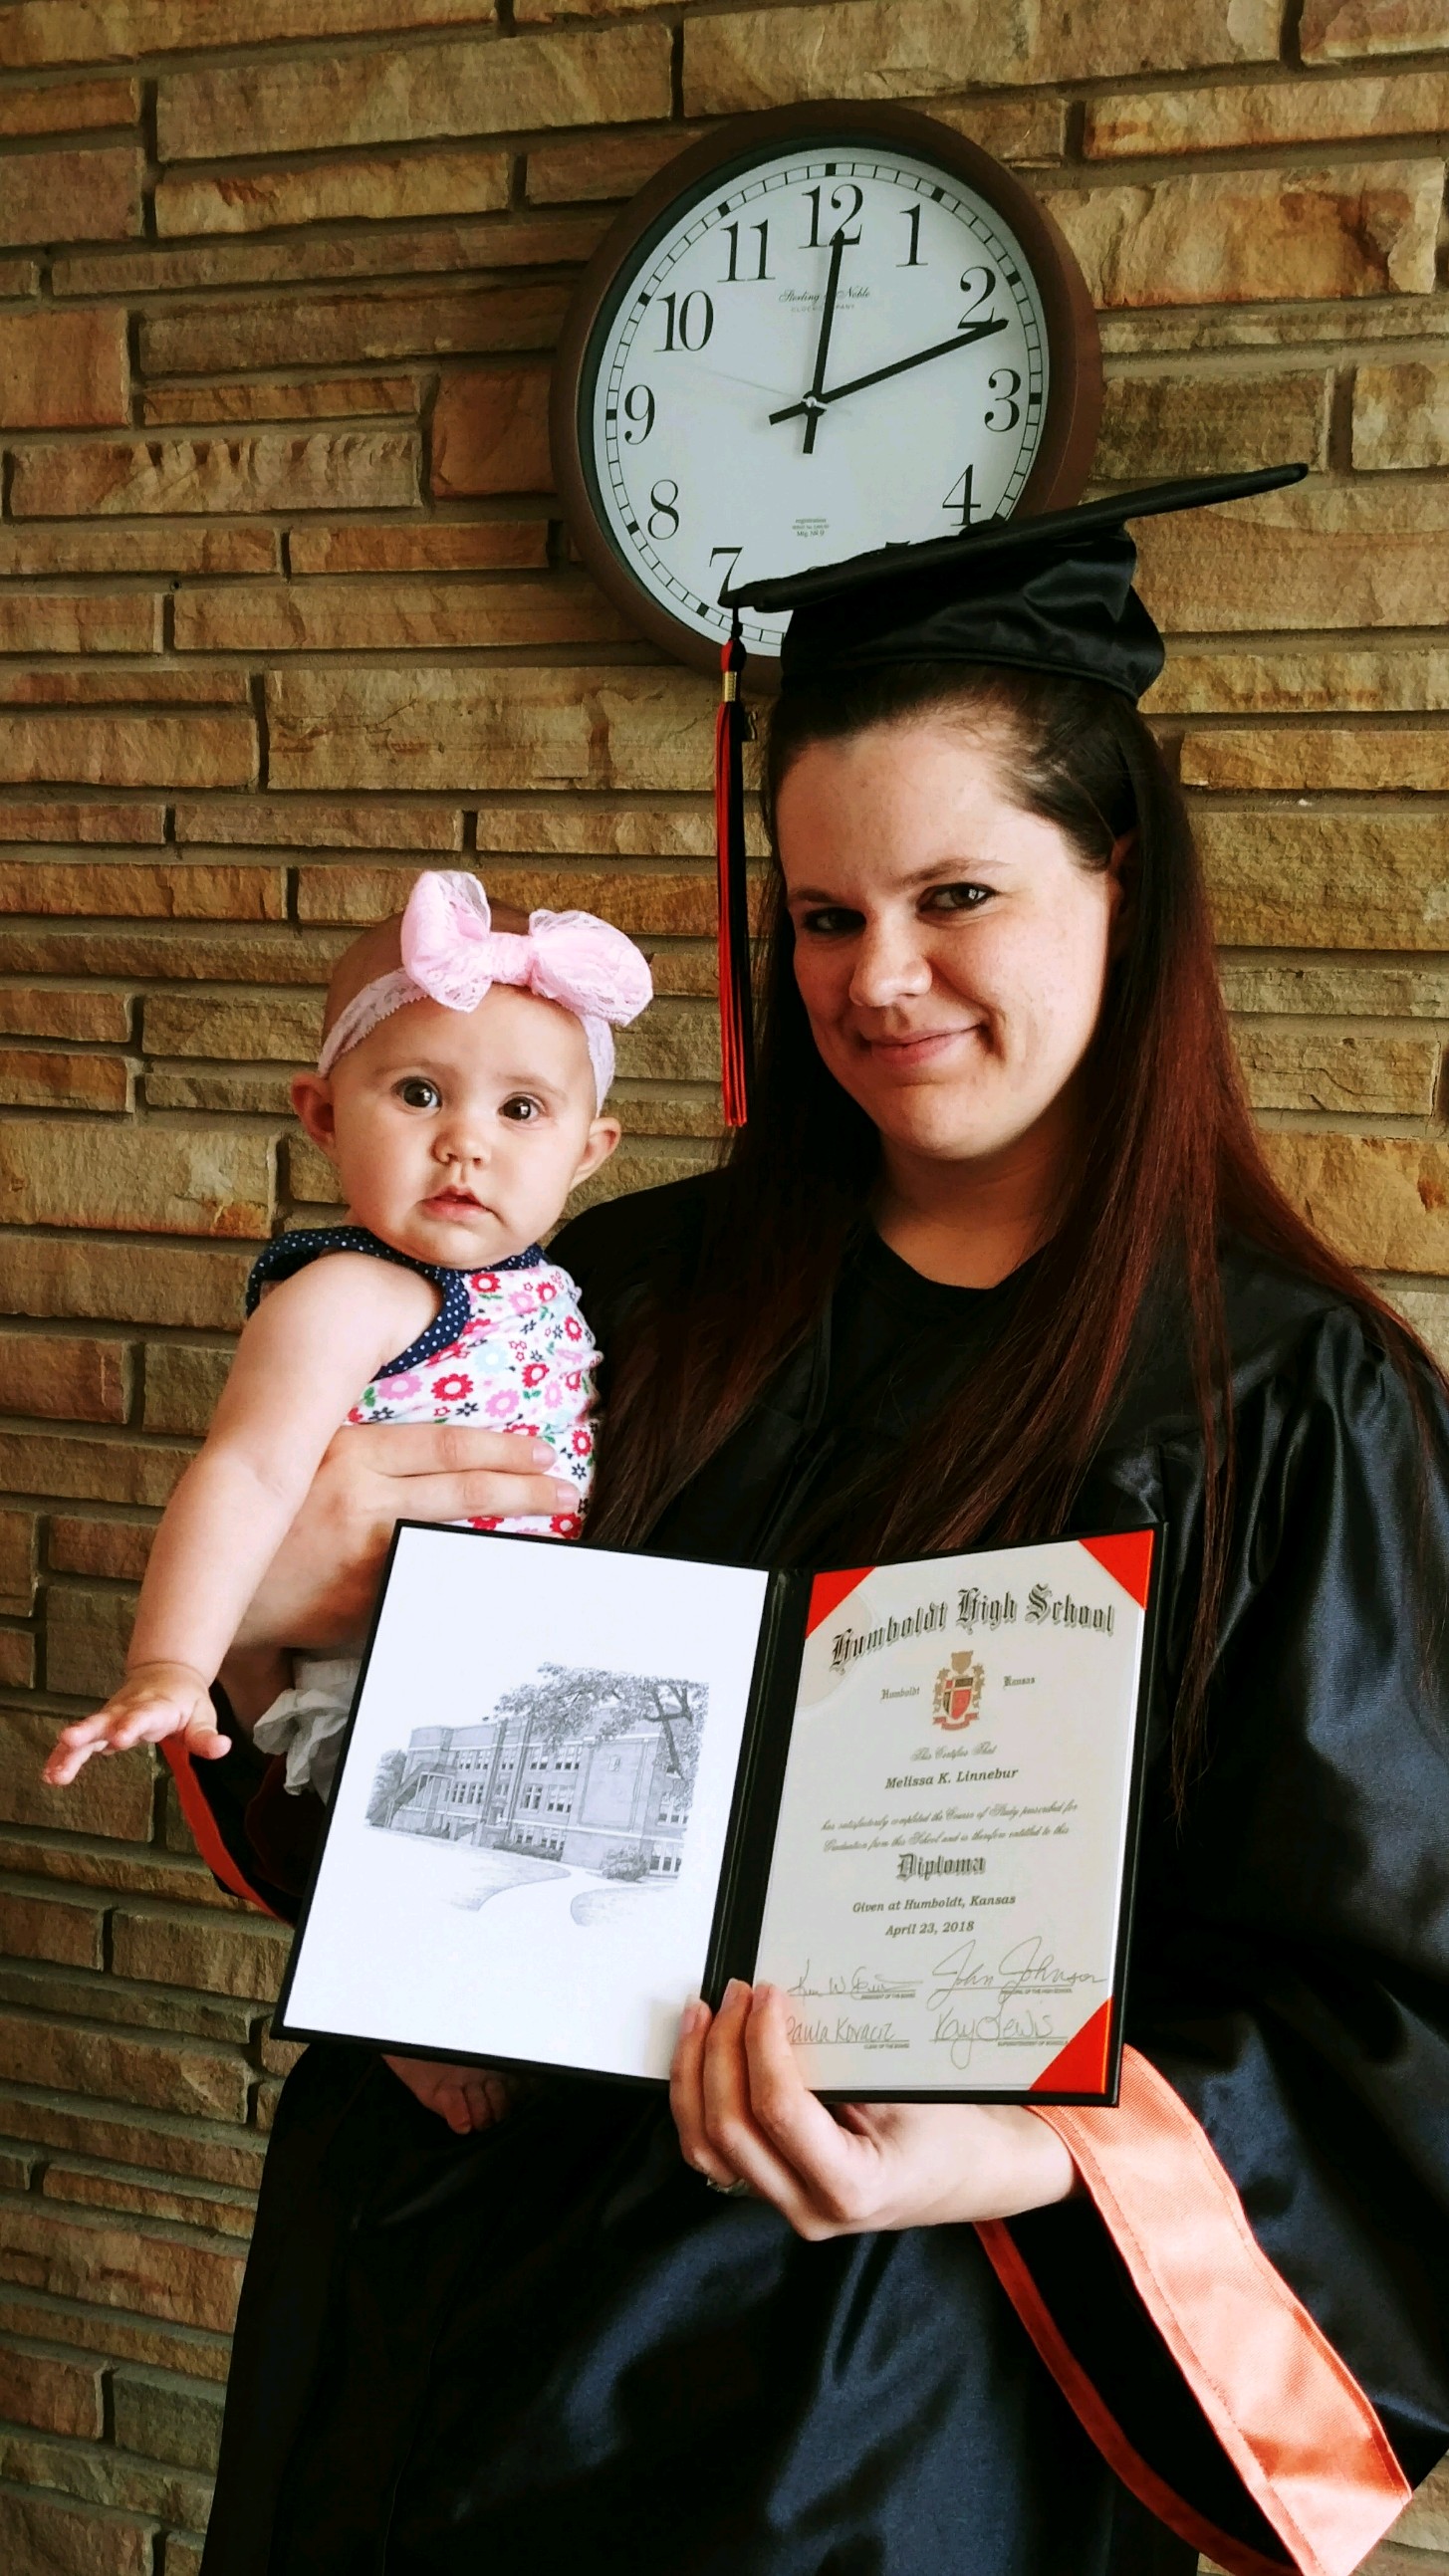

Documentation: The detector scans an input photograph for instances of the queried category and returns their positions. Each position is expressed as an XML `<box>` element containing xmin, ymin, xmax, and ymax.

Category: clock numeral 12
<box><xmin>721</xmin><ymin>220</ymin><xmax>773</xmax><ymax>283</ymax></box>
<box><xmin>802</xmin><ymin>182</ymin><xmax>862</xmax><ymax>248</ymax></box>
<box><xmin>942</xmin><ymin>465</ymin><xmax>979</xmax><ymax>529</ymax></box>
<box><xmin>658</xmin><ymin>291</ymin><xmax>714</xmax><ymax>352</ymax></box>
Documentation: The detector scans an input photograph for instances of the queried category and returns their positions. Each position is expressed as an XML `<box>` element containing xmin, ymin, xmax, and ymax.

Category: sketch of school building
<box><xmin>372</xmin><ymin>1692</ymin><xmax>694</xmax><ymax>1880</ymax></box>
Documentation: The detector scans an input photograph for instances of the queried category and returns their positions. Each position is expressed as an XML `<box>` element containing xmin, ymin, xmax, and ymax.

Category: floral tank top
<box><xmin>244</xmin><ymin>1225</ymin><xmax>599</xmax><ymax>1539</ymax></box>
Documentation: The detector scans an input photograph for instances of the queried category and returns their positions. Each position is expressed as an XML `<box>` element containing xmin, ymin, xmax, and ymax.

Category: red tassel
<box><xmin>714</xmin><ymin>625</ymin><xmax>753</xmax><ymax>1127</ymax></box>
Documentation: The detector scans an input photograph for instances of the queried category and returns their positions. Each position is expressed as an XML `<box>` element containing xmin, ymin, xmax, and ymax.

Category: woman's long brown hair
<box><xmin>589</xmin><ymin>662</ymin><xmax>1435</xmax><ymax>1803</ymax></box>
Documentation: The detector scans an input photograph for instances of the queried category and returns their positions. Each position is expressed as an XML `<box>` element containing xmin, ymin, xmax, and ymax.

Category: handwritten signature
<box><xmin>789</xmin><ymin>1961</ymin><xmax>918</xmax><ymax>2002</ymax></box>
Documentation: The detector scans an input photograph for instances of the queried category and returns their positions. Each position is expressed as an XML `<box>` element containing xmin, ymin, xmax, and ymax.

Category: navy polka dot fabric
<box><xmin>244</xmin><ymin>1226</ymin><xmax>544</xmax><ymax>1378</ymax></box>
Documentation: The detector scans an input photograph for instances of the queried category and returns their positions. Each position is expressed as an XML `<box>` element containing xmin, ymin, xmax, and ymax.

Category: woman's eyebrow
<box><xmin>787</xmin><ymin>856</ymin><xmax>1010</xmax><ymax>903</ymax></box>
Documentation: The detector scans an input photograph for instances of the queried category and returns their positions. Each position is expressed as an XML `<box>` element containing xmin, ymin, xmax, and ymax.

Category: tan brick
<box><xmin>286</xmin><ymin>1136</ymin><xmax>344</xmax><ymax>1206</ymax></box>
<box><xmin>0</xmin><ymin>1049</ymin><xmax>130</xmax><ymax>1112</ymax></box>
<box><xmin>58</xmin><ymin>207</ymin><xmax>604</xmax><ymax>300</ymax></box>
<box><xmin>1182</xmin><ymin>727</ymin><xmax>1449</xmax><ymax>791</ymax></box>
<box><xmin>0</xmin><ymin>1706</ymin><xmax>152</xmax><ymax>1841</ymax></box>
<box><xmin>0</xmin><ymin>77</ymin><xmax>139</xmax><ymax>135</ymax></box>
<box><xmin>527</xmin><ymin>122</ymin><xmax>706</xmax><ymax>204</ymax></box>
<box><xmin>2</xmin><ymin>924</ymin><xmax>340</xmax><ymax>984</ymax></box>
<box><xmin>0</xmin><ymin>2486</ymin><xmax>153</xmax><ymax>2576</ymax></box>
<box><xmin>146</xmin><ymin>1067</ymin><xmax>296</xmax><ymax>1115</ymax></box>
<box><xmin>176</xmin><ymin>574</ymin><xmax>629</xmax><ymax>652</ymax></box>
<box><xmin>46</xmin><ymin>1586</ymin><xmax>132</xmax><ymax>1699</ymax></box>
<box><xmin>1264</xmin><ymin>1133</ymin><xmax>1449</xmax><ymax>1275</ymax></box>
<box><xmin>0</xmin><ymin>2334</ymin><xmax>106</xmax><ymax>2437</ymax></box>
<box><xmin>44</xmin><ymin>2165</ymin><xmax>254</xmax><ymax>2240</ymax></box>
<box><xmin>112</xmin><ymin>2365</ymin><xmax>225</xmax><ymax>2474</ymax></box>
<box><xmin>0</xmin><ymin>804</ymin><xmax>162</xmax><ymax>845</ymax></box>
<box><xmin>1395</xmin><ymin>2459</ymin><xmax>1449</xmax><ymax>2550</ymax></box>
<box><xmin>1232</xmin><ymin>1025</ymin><xmax>1438</xmax><ymax>1114</ymax></box>
<box><xmin>299</xmin><ymin>857</ymin><xmax>717</xmax><ymax>935</ymax></box>
<box><xmin>112</xmin><ymin>1910</ymin><xmax>289</xmax><ymax>2001</ymax></box>
<box><xmin>1354</xmin><ymin>359</ymin><xmax>1449</xmax><ymax>469</ymax></box>
<box><xmin>0</xmin><ymin>1630</ymin><xmax>35</xmax><ymax>1688</ymax></box>
<box><xmin>0</xmin><ymin>2198</ymin><xmax>245</xmax><ymax>2332</ymax></box>
<box><xmin>1</xmin><ymin>2094</ymin><xmax>260</xmax><ymax>2198</ymax></box>
<box><xmin>157</xmin><ymin>24</ymin><xmax>673</xmax><ymax>159</ymax></box>
<box><xmin>173</xmin><ymin>797</ymin><xmax>461</xmax><ymax>849</ymax></box>
<box><xmin>1094</xmin><ymin>371</ymin><xmax>1329</xmax><ymax>479</ymax></box>
<box><xmin>49</xmin><ymin>1520</ymin><xmax>154</xmax><ymax>1582</ymax></box>
<box><xmin>0</xmin><ymin>1831</ymin><xmax>225</xmax><ymax>1911</ymax></box>
<box><xmin>142</xmin><ymin>1346</ymin><xmax>231</xmax><ymax>1439</ymax></box>
<box><xmin>566</xmin><ymin>1140</ymin><xmax>713</xmax><ymax>1218</ymax></box>
<box><xmin>0</xmin><ymin>673</ymin><xmax>249</xmax><ymax>715</ymax></box>
<box><xmin>1103</xmin><ymin>299</ymin><xmax>1449</xmax><ymax>359</ymax></box>
<box><xmin>157</xmin><ymin>144</ymin><xmax>509</xmax><ymax>238</ymax></box>
<box><xmin>0</xmin><ymin>989</ymin><xmax>131</xmax><ymax>1040</ymax></box>
<box><xmin>0</xmin><ymin>1120</ymin><xmax>272</xmax><ymax>1240</ymax></box>
<box><xmin>0</xmin><ymin>308</ymin><xmax>127</xmax><ymax>429</ymax></box>
<box><xmin>143</xmin><ymin>990</ymin><xmax>324</xmax><ymax>1058</ymax></box>
<box><xmin>0</xmin><ymin>1333</ymin><xmax>129</xmax><ymax>1425</ymax></box>
<box><xmin>1086</xmin><ymin>69</ymin><xmax>1449</xmax><ymax>156</ymax></box>
<box><xmin>0</xmin><ymin>1890</ymin><xmax>107</xmax><ymax>1973</ymax></box>
<box><xmin>432</xmin><ymin>361</ymin><xmax>553</xmax><ymax>496</ymax></box>
<box><xmin>0</xmin><ymin>143</ymin><xmax>141</xmax><ymax>244</ymax></box>
<box><xmin>1139</xmin><ymin>487</ymin><xmax>1449</xmax><ymax>634</ymax></box>
<box><xmin>0</xmin><ymin>592</ymin><xmax>158</xmax><ymax>653</ymax></box>
<box><xmin>1302</xmin><ymin>1</ymin><xmax>1449</xmax><ymax>61</ymax></box>
<box><xmin>0</xmin><ymin>2281</ymin><xmax>234</xmax><ymax>2386</ymax></box>
<box><xmin>915</xmin><ymin>93</ymin><xmax>1070</xmax><ymax>163</ymax></box>
<box><xmin>472</xmin><ymin>799</ymin><xmax>766</xmax><ymax>858</ymax></box>
<box><xmin>683</xmin><ymin>0</ymin><xmax>1280</xmax><ymax>113</ymax></box>
<box><xmin>0</xmin><ymin>1511</ymin><xmax>36</xmax><ymax>1613</ymax></box>
<box><xmin>0</xmin><ymin>526</ymin><xmax>275</xmax><ymax>577</ymax></box>
<box><xmin>268</xmin><ymin>664</ymin><xmax>714</xmax><ymax>794</ymax></box>
<box><xmin>515</xmin><ymin>0</ymin><xmax>670</xmax><ymax>15</ymax></box>
<box><xmin>4</xmin><ymin>1238</ymin><xmax>253</xmax><ymax>1333</ymax></box>
<box><xmin>616</xmin><ymin>1000</ymin><xmax>716</xmax><ymax>1084</ymax></box>
<box><xmin>0</xmin><ymin>860</ymin><xmax>285</xmax><ymax>922</ymax></box>
<box><xmin>0</xmin><ymin>712</ymin><xmax>256</xmax><ymax>790</ymax></box>
<box><xmin>142</xmin><ymin>374</ymin><xmax>418</xmax><ymax>426</ymax></box>
<box><xmin>1052</xmin><ymin>161</ymin><xmax>1441</xmax><ymax>308</ymax></box>
<box><xmin>616</xmin><ymin>1085</ymin><xmax>722</xmax><ymax>1141</ymax></box>
<box><xmin>1153</xmin><ymin>644</ymin><xmax>1449</xmax><ymax>718</ymax></box>
<box><xmin>0</xmin><ymin>1429</ymin><xmax>186</xmax><ymax>1509</ymax></box>
<box><xmin>139</xmin><ymin>283</ymin><xmax>568</xmax><ymax>378</ymax></box>
<box><xmin>1200</xmin><ymin>810</ymin><xmax>1449</xmax><ymax>950</ymax></box>
<box><xmin>1222</xmin><ymin>960</ymin><xmax>1449</xmax><ymax>1021</ymax></box>
<box><xmin>10</xmin><ymin>430</ymin><xmax>418</xmax><ymax>519</ymax></box>
<box><xmin>293</xmin><ymin>520</ymin><xmax>546</xmax><ymax>576</ymax></box>
<box><xmin>0</xmin><ymin>0</ymin><xmax>498</xmax><ymax>59</ymax></box>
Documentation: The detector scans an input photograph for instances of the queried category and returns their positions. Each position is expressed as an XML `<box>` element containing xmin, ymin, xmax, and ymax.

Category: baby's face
<box><xmin>297</xmin><ymin>986</ymin><xmax>618</xmax><ymax>1270</ymax></box>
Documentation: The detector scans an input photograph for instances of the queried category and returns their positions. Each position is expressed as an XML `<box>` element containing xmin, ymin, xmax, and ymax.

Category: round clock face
<box><xmin>563</xmin><ymin>119</ymin><xmax>1093</xmax><ymax>668</ymax></box>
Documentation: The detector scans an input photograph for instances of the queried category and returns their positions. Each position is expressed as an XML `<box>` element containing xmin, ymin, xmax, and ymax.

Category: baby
<box><xmin>45</xmin><ymin>868</ymin><xmax>651</xmax><ymax>1802</ymax></box>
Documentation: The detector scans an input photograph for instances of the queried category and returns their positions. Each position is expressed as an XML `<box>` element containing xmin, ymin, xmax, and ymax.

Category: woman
<box><xmin>189</xmin><ymin>481</ymin><xmax>1449</xmax><ymax>2576</ymax></box>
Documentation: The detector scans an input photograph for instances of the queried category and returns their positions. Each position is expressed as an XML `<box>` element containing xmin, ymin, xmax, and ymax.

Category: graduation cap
<box><xmin>711</xmin><ymin>461</ymin><xmax>1308</xmax><ymax>1127</ymax></box>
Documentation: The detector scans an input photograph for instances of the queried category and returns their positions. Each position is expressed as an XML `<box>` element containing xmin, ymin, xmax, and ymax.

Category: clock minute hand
<box><xmin>799</xmin><ymin>230</ymin><xmax>846</xmax><ymax>457</ymax></box>
<box><xmin>768</xmin><ymin>313</ymin><xmax>1010</xmax><ymax>429</ymax></box>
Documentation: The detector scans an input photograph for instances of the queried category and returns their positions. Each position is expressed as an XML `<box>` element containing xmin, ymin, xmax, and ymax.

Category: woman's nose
<box><xmin>847</xmin><ymin>918</ymin><xmax>934</xmax><ymax>1011</ymax></box>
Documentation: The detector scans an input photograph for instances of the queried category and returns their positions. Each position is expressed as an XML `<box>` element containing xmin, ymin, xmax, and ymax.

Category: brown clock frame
<box><xmin>550</xmin><ymin>100</ymin><xmax>1102</xmax><ymax>680</ymax></box>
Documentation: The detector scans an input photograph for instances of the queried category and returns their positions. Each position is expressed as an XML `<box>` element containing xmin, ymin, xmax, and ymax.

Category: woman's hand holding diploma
<box><xmin>671</xmin><ymin>1982</ymin><xmax>1078</xmax><ymax>2237</ymax></box>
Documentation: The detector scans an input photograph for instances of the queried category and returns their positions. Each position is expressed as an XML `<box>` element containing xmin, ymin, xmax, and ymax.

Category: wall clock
<box><xmin>551</xmin><ymin>102</ymin><xmax>1101</xmax><ymax>677</ymax></box>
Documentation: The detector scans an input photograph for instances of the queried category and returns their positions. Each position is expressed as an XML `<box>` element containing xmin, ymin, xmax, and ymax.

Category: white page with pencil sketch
<box><xmin>281</xmin><ymin>1525</ymin><xmax>769</xmax><ymax>2082</ymax></box>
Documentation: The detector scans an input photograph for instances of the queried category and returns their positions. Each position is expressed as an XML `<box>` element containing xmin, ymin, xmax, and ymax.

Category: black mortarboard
<box><xmin>711</xmin><ymin>464</ymin><xmax>1308</xmax><ymax>1124</ymax></box>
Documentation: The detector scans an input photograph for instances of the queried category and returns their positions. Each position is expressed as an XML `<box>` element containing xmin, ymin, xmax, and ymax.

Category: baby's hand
<box><xmin>43</xmin><ymin>1662</ymin><xmax>228</xmax><ymax>1786</ymax></box>
<box><xmin>382</xmin><ymin>2054</ymin><xmax>524</xmax><ymax>2135</ymax></box>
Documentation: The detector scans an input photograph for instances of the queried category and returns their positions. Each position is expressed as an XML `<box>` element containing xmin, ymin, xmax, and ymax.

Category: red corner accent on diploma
<box><xmin>163</xmin><ymin>1742</ymin><xmax>283</xmax><ymax>1920</ymax></box>
<box><xmin>805</xmin><ymin>1565</ymin><xmax>873</xmax><ymax>1637</ymax></box>
<box><xmin>1077</xmin><ymin>1529</ymin><xmax>1154</xmax><ymax>1607</ymax></box>
<box><xmin>1031</xmin><ymin>1998</ymin><xmax>1114</xmax><ymax>2097</ymax></box>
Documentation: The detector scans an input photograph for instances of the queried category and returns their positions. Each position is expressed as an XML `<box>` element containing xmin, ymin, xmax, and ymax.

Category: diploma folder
<box><xmin>276</xmin><ymin>1521</ymin><xmax>1160</xmax><ymax>2104</ymax></box>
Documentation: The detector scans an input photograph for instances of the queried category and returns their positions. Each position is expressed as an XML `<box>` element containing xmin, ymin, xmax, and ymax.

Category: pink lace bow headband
<box><xmin>317</xmin><ymin>870</ymin><xmax>652</xmax><ymax>1107</ymax></box>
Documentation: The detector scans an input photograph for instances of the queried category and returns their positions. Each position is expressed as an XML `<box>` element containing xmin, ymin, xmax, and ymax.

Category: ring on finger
<box><xmin>703</xmin><ymin>2175</ymin><xmax>754</xmax><ymax>2198</ymax></box>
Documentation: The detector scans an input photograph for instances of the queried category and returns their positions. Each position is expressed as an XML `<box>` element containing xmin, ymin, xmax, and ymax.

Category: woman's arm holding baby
<box><xmin>44</xmin><ymin>1258</ymin><xmax>438</xmax><ymax>1783</ymax></box>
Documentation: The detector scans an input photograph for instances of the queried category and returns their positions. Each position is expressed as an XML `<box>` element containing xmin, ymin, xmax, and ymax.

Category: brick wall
<box><xmin>0</xmin><ymin>0</ymin><xmax>1447</xmax><ymax>2566</ymax></box>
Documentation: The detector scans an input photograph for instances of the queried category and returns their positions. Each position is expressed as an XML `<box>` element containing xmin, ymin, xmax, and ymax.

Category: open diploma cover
<box><xmin>276</xmin><ymin>1523</ymin><xmax>1159</xmax><ymax>2102</ymax></box>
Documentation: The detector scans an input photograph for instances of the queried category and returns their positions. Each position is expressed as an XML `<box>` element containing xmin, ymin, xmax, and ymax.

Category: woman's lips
<box><xmin>859</xmin><ymin>1025</ymin><xmax>983</xmax><ymax>1067</ymax></box>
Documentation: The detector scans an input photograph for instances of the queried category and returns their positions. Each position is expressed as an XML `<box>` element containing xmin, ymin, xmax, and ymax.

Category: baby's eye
<box><xmin>500</xmin><ymin>1094</ymin><xmax>544</xmax><ymax>1123</ymax></box>
<box><xmin>395</xmin><ymin>1077</ymin><xmax>440</xmax><ymax>1110</ymax></box>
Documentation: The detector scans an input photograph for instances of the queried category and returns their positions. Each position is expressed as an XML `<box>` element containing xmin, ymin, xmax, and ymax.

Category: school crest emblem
<box><xmin>932</xmin><ymin>1652</ymin><xmax>984</xmax><ymax>1731</ymax></box>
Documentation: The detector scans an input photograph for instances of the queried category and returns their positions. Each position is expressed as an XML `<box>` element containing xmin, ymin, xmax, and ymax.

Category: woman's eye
<box><xmin>798</xmin><ymin>905</ymin><xmax>863</xmax><ymax>939</ymax></box>
<box><xmin>396</xmin><ymin>1078</ymin><xmax>440</xmax><ymax>1109</ymax></box>
<box><xmin>500</xmin><ymin>1095</ymin><xmax>542</xmax><ymax>1123</ymax></box>
<box><xmin>921</xmin><ymin>882</ymin><xmax>991</xmax><ymax>914</ymax></box>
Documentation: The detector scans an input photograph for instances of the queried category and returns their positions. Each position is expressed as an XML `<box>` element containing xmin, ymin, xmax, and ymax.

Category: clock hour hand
<box><xmin>769</xmin><ymin>313</ymin><xmax>1010</xmax><ymax>429</ymax></box>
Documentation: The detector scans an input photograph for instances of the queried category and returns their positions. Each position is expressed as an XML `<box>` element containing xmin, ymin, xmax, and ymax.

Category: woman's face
<box><xmin>777</xmin><ymin>717</ymin><xmax>1126</xmax><ymax>1177</ymax></box>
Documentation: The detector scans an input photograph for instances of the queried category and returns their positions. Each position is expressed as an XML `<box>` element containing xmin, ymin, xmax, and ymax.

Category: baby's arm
<box><xmin>44</xmin><ymin>1256</ymin><xmax>437</xmax><ymax>1785</ymax></box>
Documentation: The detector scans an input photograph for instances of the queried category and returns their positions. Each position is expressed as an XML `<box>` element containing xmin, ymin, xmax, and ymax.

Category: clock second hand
<box><xmin>770</xmin><ymin>313</ymin><xmax>1010</xmax><ymax>430</ymax></box>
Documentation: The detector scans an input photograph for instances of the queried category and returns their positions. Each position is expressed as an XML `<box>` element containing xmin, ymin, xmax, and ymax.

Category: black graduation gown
<box><xmin>183</xmin><ymin>1176</ymin><xmax>1449</xmax><ymax>2576</ymax></box>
